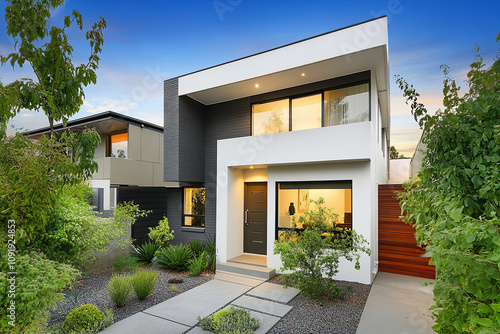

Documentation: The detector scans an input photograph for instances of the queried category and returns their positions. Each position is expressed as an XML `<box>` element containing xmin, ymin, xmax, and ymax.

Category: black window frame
<box><xmin>251</xmin><ymin>79</ymin><xmax>371</xmax><ymax>136</ymax></box>
<box><xmin>106</xmin><ymin>130</ymin><xmax>129</xmax><ymax>158</ymax></box>
<box><xmin>274</xmin><ymin>180</ymin><xmax>353</xmax><ymax>240</ymax></box>
<box><xmin>182</xmin><ymin>187</ymin><xmax>206</xmax><ymax>228</ymax></box>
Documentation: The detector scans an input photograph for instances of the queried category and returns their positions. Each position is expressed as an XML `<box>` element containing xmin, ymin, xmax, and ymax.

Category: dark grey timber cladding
<box><xmin>204</xmin><ymin>98</ymin><xmax>251</xmax><ymax>236</ymax></box>
<box><xmin>179</xmin><ymin>96</ymin><xmax>206</xmax><ymax>182</ymax></box>
<box><xmin>117</xmin><ymin>187</ymin><xmax>169</xmax><ymax>246</ymax></box>
<box><xmin>164</xmin><ymin>78</ymin><xmax>180</xmax><ymax>181</ymax></box>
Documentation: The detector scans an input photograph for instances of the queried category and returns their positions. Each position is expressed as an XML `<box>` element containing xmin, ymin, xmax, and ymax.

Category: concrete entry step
<box><xmin>227</xmin><ymin>254</ymin><xmax>267</xmax><ymax>268</ymax></box>
<box><xmin>217</xmin><ymin>262</ymin><xmax>275</xmax><ymax>280</ymax></box>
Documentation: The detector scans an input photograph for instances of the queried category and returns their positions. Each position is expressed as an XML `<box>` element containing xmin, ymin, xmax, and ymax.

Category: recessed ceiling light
<box><xmin>255</xmin><ymin>84</ymin><xmax>259</xmax><ymax>88</ymax></box>
<box><xmin>250</xmin><ymin>166</ymin><xmax>254</xmax><ymax>169</ymax></box>
<box><xmin>301</xmin><ymin>73</ymin><xmax>305</xmax><ymax>77</ymax></box>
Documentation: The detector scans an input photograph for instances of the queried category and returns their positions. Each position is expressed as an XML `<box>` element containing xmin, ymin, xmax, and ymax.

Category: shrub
<box><xmin>148</xmin><ymin>216</ymin><xmax>174</xmax><ymax>250</ymax></box>
<box><xmin>63</xmin><ymin>304</ymin><xmax>104</xmax><ymax>333</ymax></box>
<box><xmin>204</xmin><ymin>235</ymin><xmax>217</xmax><ymax>272</ymax></box>
<box><xmin>107</xmin><ymin>274</ymin><xmax>133</xmax><ymax>307</ymax></box>
<box><xmin>131</xmin><ymin>270</ymin><xmax>158</xmax><ymax>300</ymax></box>
<box><xmin>188</xmin><ymin>239</ymin><xmax>204</xmax><ymax>257</ymax></box>
<box><xmin>198</xmin><ymin>307</ymin><xmax>260</xmax><ymax>334</ymax></box>
<box><xmin>135</xmin><ymin>241</ymin><xmax>160</xmax><ymax>264</ymax></box>
<box><xmin>274</xmin><ymin>198</ymin><xmax>370</xmax><ymax>299</ymax></box>
<box><xmin>111</xmin><ymin>255</ymin><xmax>139</xmax><ymax>272</ymax></box>
<box><xmin>157</xmin><ymin>244</ymin><xmax>192</xmax><ymax>271</ymax></box>
<box><xmin>188</xmin><ymin>251</ymin><xmax>207</xmax><ymax>276</ymax></box>
<box><xmin>0</xmin><ymin>251</ymin><xmax>79</xmax><ymax>334</ymax></box>
<box><xmin>396</xmin><ymin>48</ymin><xmax>500</xmax><ymax>333</ymax></box>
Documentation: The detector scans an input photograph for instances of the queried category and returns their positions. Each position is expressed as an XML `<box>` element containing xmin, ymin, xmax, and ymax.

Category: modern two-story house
<box><xmin>164</xmin><ymin>16</ymin><xmax>390</xmax><ymax>284</ymax></box>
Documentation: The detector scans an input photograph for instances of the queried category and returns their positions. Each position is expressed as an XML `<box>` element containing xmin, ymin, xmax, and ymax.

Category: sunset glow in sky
<box><xmin>1</xmin><ymin>0</ymin><xmax>499</xmax><ymax>156</ymax></box>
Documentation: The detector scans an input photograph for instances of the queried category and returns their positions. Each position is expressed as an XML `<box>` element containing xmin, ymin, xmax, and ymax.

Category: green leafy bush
<box><xmin>188</xmin><ymin>251</ymin><xmax>207</xmax><ymax>276</ymax></box>
<box><xmin>198</xmin><ymin>307</ymin><xmax>260</xmax><ymax>334</ymax></box>
<box><xmin>0</xmin><ymin>251</ymin><xmax>80</xmax><ymax>333</ymax></box>
<box><xmin>204</xmin><ymin>235</ymin><xmax>217</xmax><ymax>272</ymax></box>
<box><xmin>148</xmin><ymin>216</ymin><xmax>174</xmax><ymax>250</ymax></box>
<box><xmin>188</xmin><ymin>239</ymin><xmax>204</xmax><ymax>257</ymax></box>
<box><xmin>32</xmin><ymin>184</ymin><xmax>148</xmax><ymax>268</ymax></box>
<box><xmin>111</xmin><ymin>255</ymin><xmax>139</xmax><ymax>272</ymax></box>
<box><xmin>131</xmin><ymin>270</ymin><xmax>158</xmax><ymax>300</ymax></box>
<box><xmin>396</xmin><ymin>46</ymin><xmax>500</xmax><ymax>333</ymax></box>
<box><xmin>157</xmin><ymin>244</ymin><xmax>192</xmax><ymax>271</ymax></box>
<box><xmin>63</xmin><ymin>304</ymin><xmax>104</xmax><ymax>332</ymax></box>
<box><xmin>135</xmin><ymin>241</ymin><xmax>160</xmax><ymax>264</ymax></box>
<box><xmin>107</xmin><ymin>274</ymin><xmax>133</xmax><ymax>307</ymax></box>
<box><xmin>274</xmin><ymin>198</ymin><xmax>370</xmax><ymax>299</ymax></box>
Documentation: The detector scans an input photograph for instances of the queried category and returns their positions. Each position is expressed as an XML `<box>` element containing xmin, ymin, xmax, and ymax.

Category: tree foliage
<box><xmin>274</xmin><ymin>198</ymin><xmax>370</xmax><ymax>299</ymax></box>
<box><xmin>0</xmin><ymin>0</ymin><xmax>106</xmax><ymax>137</ymax></box>
<box><xmin>396</xmin><ymin>44</ymin><xmax>500</xmax><ymax>333</ymax></box>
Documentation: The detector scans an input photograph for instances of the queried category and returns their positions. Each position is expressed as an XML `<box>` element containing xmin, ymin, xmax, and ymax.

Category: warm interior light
<box><xmin>301</xmin><ymin>73</ymin><xmax>305</xmax><ymax>77</ymax></box>
<box><xmin>255</xmin><ymin>84</ymin><xmax>259</xmax><ymax>88</ymax></box>
<box><xmin>250</xmin><ymin>166</ymin><xmax>254</xmax><ymax>169</ymax></box>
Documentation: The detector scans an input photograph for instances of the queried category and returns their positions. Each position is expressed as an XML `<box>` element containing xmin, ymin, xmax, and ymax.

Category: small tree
<box><xmin>396</xmin><ymin>41</ymin><xmax>500</xmax><ymax>333</ymax></box>
<box><xmin>148</xmin><ymin>216</ymin><xmax>175</xmax><ymax>250</ymax></box>
<box><xmin>0</xmin><ymin>0</ymin><xmax>106</xmax><ymax>137</ymax></box>
<box><xmin>274</xmin><ymin>198</ymin><xmax>370</xmax><ymax>299</ymax></box>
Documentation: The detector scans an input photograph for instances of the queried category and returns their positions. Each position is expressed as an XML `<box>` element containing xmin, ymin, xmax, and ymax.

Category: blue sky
<box><xmin>1</xmin><ymin>0</ymin><xmax>499</xmax><ymax>156</ymax></box>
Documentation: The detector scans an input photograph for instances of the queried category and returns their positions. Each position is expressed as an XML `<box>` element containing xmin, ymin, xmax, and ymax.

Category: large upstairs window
<box><xmin>251</xmin><ymin>82</ymin><xmax>369</xmax><ymax>136</ymax></box>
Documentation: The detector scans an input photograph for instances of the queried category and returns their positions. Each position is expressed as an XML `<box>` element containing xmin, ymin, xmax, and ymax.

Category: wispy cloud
<box><xmin>21</xmin><ymin>113</ymin><xmax>35</xmax><ymax>118</ymax></box>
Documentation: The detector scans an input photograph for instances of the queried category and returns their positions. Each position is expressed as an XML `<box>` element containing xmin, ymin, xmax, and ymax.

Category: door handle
<box><xmin>244</xmin><ymin>209</ymin><xmax>248</xmax><ymax>225</ymax></box>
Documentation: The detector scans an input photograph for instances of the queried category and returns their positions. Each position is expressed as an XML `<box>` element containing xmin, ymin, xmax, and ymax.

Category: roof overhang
<box><xmin>24</xmin><ymin>111</ymin><xmax>163</xmax><ymax>138</ymax></box>
<box><xmin>176</xmin><ymin>17</ymin><xmax>390</xmax><ymax>129</ymax></box>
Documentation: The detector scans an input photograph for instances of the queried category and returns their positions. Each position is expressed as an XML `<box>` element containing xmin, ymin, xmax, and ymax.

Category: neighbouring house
<box><xmin>410</xmin><ymin>133</ymin><xmax>426</xmax><ymax>178</ymax></box>
<box><xmin>25</xmin><ymin>111</ymin><xmax>179</xmax><ymax>246</ymax></box>
<box><xmin>163</xmin><ymin>16</ymin><xmax>390</xmax><ymax>284</ymax></box>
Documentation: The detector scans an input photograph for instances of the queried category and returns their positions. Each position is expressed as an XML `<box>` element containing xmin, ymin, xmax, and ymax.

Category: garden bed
<box><xmin>47</xmin><ymin>266</ymin><xmax>214</xmax><ymax>331</ymax></box>
<box><xmin>267</xmin><ymin>276</ymin><xmax>371</xmax><ymax>334</ymax></box>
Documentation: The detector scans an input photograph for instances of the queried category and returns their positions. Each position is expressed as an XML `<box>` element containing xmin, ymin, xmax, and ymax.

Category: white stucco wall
<box><xmin>216</xmin><ymin>119</ymin><xmax>385</xmax><ymax>284</ymax></box>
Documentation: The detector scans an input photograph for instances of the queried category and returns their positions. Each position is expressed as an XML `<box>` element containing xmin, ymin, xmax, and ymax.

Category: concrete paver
<box><xmin>144</xmin><ymin>279</ymin><xmax>251</xmax><ymax>327</ymax></box>
<box><xmin>215</xmin><ymin>271</ymin><xmax>267</xmax><ymax>287</ymax></box>
<box><xmin>232</xmin><ymin>295</ymin><xmax>292</xmax><ymax>317</ymax></box>
<box><xmin>99</xmin><ymin>312</ymin><xmax>190</xmax><ymax>334</ymax></box>
<box><xmin>247</xmin><ymin>282</ymin><xmax>301</xmax><ymax>303</ymax></box>
<box><xmin>356</xmin><ymin>272</ymin><xmax>436</xmax><ymax>334</ymax></box>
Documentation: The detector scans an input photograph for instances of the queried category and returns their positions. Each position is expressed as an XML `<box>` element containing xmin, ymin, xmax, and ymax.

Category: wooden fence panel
<box><xmin>378</xmin><ymin>184</ymin><xmax>435</xmax><ymax>279</ymax></box>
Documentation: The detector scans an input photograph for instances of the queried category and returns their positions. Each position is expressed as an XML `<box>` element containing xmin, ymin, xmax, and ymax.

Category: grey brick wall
<box><xmin>164</xmin><ymin>78</ymin><xmax>180</xmax><ymax>182</ymax></box>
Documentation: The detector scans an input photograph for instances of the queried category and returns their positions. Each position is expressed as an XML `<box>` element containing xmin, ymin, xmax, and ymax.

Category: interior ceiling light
<box><xmin>301</xmin><ymin>73</ymin><xmax>305</xmax><ymax>77</ymax></box>
<box><xmin>255</xmin><ymin>84</ymin><xmax>259</xmax><ymax>88</ymax></box>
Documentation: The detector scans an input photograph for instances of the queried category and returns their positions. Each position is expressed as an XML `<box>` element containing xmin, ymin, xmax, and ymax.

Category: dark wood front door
<box><xmin>244</xmin><ymin>182</ymin><xmax>267</xmax><ymax>255</ymax></box>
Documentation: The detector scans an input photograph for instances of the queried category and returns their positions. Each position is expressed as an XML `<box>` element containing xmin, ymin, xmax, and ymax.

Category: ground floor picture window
<box><xmin>184</xmin><ymin>187</ymin><xmax>205</xmax><ymax>227</ymax></box>
<box><xmin>276</xmin><ymin>181</ymin><xmax>352</xmax><ymax>239</ymax></box>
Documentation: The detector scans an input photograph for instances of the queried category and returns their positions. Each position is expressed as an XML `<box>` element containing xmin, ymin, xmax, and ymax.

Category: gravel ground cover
<box><xmin>48</xmin><ymin>269</ymin><xmax>370</xmax><ymax>334</ymax></box>
<box><xmin>267</xmin><ymin>276</ymin><xmax>371</xmax><ymax>334</ymax></box>
<box><xmin>47</xmin><ymin>266</ymin><xmax>214</xmax><ymax>330</ymax></box>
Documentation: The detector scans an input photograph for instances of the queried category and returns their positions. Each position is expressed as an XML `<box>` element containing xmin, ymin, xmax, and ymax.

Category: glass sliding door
<box><xmin>291</xmin><ymin>94</ymin><xmax>322</xmax><ymax>131</ymax></box>
<box><xmin>324</xmin><ymin>83</ymin><xmax>369</xmax><ymax>126</ymax></box>
<box><xmin>252</xmin><ymin>99</ymin><xmax>289</xmax><ymax>135</ymax></box>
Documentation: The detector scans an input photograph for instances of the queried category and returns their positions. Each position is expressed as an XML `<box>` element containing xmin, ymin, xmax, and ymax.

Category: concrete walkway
<box><xmin>356</xmin><ymin>272</ymin><xmax>436</xmax><ymax>334</ymax></box>
<box><xmin>100</xmin><ymin>273</ymin><xmax>300</xmax><ymax>334</ymax></box>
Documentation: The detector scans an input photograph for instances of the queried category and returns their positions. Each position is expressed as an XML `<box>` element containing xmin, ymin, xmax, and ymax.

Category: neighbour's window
<box><xmin>276</xmin><ymin>181</ymin><xmax>352</xmax><ymax>239</ymax></box>
<box><xmin>107</xmin><ymin>132</ymin><xmax>128</xmax><ymax>158</ymax></box>
<box><xmin>184</xmin><ymin>188</ymin><xmax>205</xmax><ymax>227</ymax></box>
<box><xmin>324</xmin><ymin>83</ymin><xmax>369</xmax><ymax>126</ymax></box>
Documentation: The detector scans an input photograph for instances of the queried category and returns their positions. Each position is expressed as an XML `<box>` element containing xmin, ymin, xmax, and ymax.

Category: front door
<box><xmin>244</xmin><ymin>182</ymin><xmax>267</xmax><ymax>255</ymax></box>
